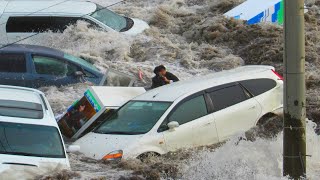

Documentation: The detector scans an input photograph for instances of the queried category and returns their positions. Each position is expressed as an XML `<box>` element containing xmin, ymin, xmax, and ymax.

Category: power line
<box><xmin>0</xmin><ymin>1</ymin><xmax>10</xmax><ymax>43</ymax></box>
<box><xmin>0</xmin><ymin>0</ymin><xmax>125</xmax><ymax>50</ymax></box>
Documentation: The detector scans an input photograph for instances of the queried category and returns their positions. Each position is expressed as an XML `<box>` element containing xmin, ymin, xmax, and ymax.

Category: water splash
<box><xmin>182</xmin><ymin>121</ymin><xmax>320</xmax><ymax>180</ymax></box>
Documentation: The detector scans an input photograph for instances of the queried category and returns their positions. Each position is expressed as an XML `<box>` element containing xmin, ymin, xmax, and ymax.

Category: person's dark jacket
<box><xmin>151</xmin><ymin>72</ymin><xmax>179</xmax><ymax>89</ymax></box>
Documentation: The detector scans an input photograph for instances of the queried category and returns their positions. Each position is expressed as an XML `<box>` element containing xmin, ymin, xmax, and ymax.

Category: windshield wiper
<box><xmin>2</xmin><ymin>162</ymin><xmax>38</xmax><ymax>167</ymax></box>
<box><xmin>95</xmin><ymin>131</ymin><xmax>142</xmax><ymax>135</ymax></box>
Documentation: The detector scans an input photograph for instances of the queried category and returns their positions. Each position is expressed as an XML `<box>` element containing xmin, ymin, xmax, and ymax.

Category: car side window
<box><xmin>0</xmin><ymin>54</ymin><xmax>26</xmax><ymax>73</ymax></box>
<box><xmin>240</xmin><ymin>79</ymin><xmax>277</xmax><ymax>96</ymax></box>
<box><xmin>209</xmin><ymin>85</ymin><xmax>248</xmax><ymax>112</ymax></box>
<box><xmin>32</xmin><ymin>56</ymin><xmax>78</xmax><ymax>76</ymax></box>
<box><xmin>83</xmin><ymin>70</ymin><xmax>96</xmax><ymax>78</ymax></box>
<box><xmin>6</xmin><ymin>16</ymin><xmax>101</xmax><ymax>33</ymax></box>
<box><xmin>168</xmin><ymin>95</ymin><xmax>208</xmax><ymax>126</ymax></box>
<box><xmin>7</xmin><ymin>16</ymin><xmax>52</xmax><ymax>33</ymax></box>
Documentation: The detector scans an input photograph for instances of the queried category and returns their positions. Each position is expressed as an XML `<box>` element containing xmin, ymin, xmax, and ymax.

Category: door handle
<box><xmin>248</xmin><ymin>106</ymin><xmax>256</xmax><ymax>110</ymax></box>
<box><xmin>203</xmin><ymin>122</ymin><xmax>211</xmax><ymax>126</ymax></box>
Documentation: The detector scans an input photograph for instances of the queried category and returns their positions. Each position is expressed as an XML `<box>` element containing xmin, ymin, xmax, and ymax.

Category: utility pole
<box><xmin>283</xmin><ymin>0</ymin><xmax>306</xmax><ymax>179</ymax></box>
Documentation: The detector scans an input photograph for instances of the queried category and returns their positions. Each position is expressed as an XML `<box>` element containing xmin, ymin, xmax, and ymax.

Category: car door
<box><xmin>160</xmin><ymin>94</ymin><xmax>218</xmax><ymax>151</ymax></box>
<box><xmin>31</xmin><ymin>54</ymin><xmax>82</xmax><ymax>87</ymax></box>
<box><xmin>0</xmin><ymin>53</ymin><xmax>33</xmax><ymax>87</ymax></box>
<box><xmin>208</xmin><ymin>84</ymin><xmax>262</xmax><ymax>142</ymax></box>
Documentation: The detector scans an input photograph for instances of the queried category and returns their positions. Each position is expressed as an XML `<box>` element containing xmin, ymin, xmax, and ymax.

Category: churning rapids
<box><xmin>0</xmin><ymin>0</ymin><xmax>320</xmax><ymax>179</ymax></box>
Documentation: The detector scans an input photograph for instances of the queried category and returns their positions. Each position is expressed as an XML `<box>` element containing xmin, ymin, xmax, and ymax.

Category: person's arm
<box><xmin>166</xmin><ymin>72</ymin><xmax>179</xmax><ymax>82</ymax></box>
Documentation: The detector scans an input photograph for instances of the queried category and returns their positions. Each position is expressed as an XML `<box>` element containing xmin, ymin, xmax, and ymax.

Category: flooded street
<box><xmin>3</xmin><ymin>0</ymin><xmax>320</xmax><ymax>179</ymax></box>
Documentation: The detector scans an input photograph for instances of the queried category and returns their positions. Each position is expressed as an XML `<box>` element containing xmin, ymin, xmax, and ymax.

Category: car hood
<box><xmin>0</xmin><ymin>154</ymin><xmax>69</xmax><ymax>179</ymax></box>
<box><xmin>123</xmin><ymin>18</ymin><xmax>150</xmax><ymax>35</ymax></box>
<box><xmin>73</xmin><ymin>132</ymin><xmax>143</xmax><ymax>160</ymax></box>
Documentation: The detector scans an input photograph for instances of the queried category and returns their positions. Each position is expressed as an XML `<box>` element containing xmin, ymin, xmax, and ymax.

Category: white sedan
<box><xmin>74</xmin><ymin>65</ymin><xmax>283</xmax><ymax>160</ymax></box>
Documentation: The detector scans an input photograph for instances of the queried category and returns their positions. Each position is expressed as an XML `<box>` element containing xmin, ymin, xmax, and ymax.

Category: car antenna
<box><xmin>153</xmin><ymin>93</ymin><xmax>159</xmax><ymax>98</ymax></box>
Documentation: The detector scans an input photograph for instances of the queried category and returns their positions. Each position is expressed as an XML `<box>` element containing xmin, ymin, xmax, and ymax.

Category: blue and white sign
<box><xmin>224</xmin><ymin>0</ymin><xmax>287</xmax><ymax>25</ymax></box>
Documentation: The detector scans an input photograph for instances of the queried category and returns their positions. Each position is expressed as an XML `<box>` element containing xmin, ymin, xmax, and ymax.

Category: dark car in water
<box><xmin>0</xmin><ymin>44</ymin><xmax>135</xmax><ymax>88</ymax></box>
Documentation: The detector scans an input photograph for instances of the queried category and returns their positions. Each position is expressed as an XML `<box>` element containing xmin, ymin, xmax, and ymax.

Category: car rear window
<box><xmin>0</xmin><ymin>54</ymin><xmax>26</xmax><ymax>73</ymax></box>
<box><xmin>240</xmin><ymin>79</ymin><xmax>277</xmax><ymax>96</ymax></box>
<box><xmin>0</xmin><ymin>100</ymin><xmax>43</xmax><ymax>119</ymax></box>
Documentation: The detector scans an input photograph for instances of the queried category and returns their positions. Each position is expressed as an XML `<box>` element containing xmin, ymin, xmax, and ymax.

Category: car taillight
<box><xmin>271</xmin><ymin>69</ymin><xmax>283</xmax><ymax>80</ymax></box>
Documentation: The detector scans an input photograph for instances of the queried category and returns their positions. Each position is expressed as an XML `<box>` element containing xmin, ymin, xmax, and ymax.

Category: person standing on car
<box><xmin>151</xmin><ymin>65</ymin><xmax>179</xmax><ymax>89</ymax></box>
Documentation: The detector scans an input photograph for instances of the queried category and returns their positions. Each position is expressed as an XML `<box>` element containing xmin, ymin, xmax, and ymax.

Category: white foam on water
<box><xmin>182</xmin><ymin>121</ymin><xmax>320</xmax><ymax>180</ymax></box>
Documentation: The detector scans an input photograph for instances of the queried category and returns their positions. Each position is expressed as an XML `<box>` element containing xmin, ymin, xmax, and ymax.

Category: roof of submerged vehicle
<box><xmin>0</xmin><ymin>85</ymin><xmax>43</xmax><ymax>104</ymax></box>
<box><xmin>0</xmin><ymin>85</ymin><xmax>57</xmax><ymax>127</ymax></box>
<box><xmin>134</xmin><ymin>65</ymin><xmax>276</xmax><ymax>102</ymax></box>
<box><xmin>0</xmin><ymin>0</ymin><xmax>97</xmax><ymax>15</ymax></box>
<box><xmin>0</xmin><ymin>44</ymin><xmax>63</xmax><ymax>57</ymax></box>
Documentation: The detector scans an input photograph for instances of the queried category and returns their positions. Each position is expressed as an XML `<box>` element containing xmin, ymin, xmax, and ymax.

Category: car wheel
<box><xmin>245</xmin><ymin>113</ymin><xmax>283</xmax><ymax>140</ymax></box>
<box><xmin>137</xmin><ymin>152</ymin><xmax>160</xmax><ymax>162</ymax></box>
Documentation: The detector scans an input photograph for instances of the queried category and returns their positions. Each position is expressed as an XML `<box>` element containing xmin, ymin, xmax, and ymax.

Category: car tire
<box><xmin>245</xmin><ymin>113</ymin><xmax>283</xmax><ymax>141</ymax></box>
<box><xmin>137</xmin><ymin>152</ymin><xmax>160</xmax><ymax>162</ymax></box>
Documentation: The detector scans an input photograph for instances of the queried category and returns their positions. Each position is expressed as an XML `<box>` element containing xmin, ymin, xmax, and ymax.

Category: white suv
<box><xmin>0</xmin><ymin>0</ymin><xmax>149</xmax><ymax>43</ymax></box>
<box><xmin>0</xmin><ymin>85</ymin><xmax>72</xmax><ymax>175</ymax></box>
<box><xmin>74</xmin><ymin>65</ymin><xmax>283</xmax><ymax>160</ymax></box>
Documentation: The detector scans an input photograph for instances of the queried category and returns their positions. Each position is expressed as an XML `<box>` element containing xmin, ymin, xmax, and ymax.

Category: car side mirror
<box><xmin>66</xmin><ymin>145</ymin><xmax>80</xmax><ymax>153</ymax></box>
<box><xmin>74</xmin><ymin>71</ymin><xmax>84</xmax><ymax>77</ymax></box>
<box><xmin>167</xmin><ymin>121</ymin><xmax>179</xmax><ymax>130</ymax></box>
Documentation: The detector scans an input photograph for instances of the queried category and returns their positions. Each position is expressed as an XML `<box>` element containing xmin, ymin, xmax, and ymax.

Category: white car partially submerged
<box><xmin>74</xmin><ymin>65</ymin><xmax>283</xmax><ymax>160</ymax></box>
<box><xmin>0</xmin><ymin>0</ymin><xmax>149</xmax><ymax>43</ymax></box>
<box><xmin>0</xmin><ymin>85</ymin><xmax>74</xmax><ymax>175</ymax></box>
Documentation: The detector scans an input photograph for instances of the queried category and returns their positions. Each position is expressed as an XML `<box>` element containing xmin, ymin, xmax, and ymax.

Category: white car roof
<box><xmin>0</xmin><ymin>0</ymin><xmax>97</xmax><ymax>15</ymax></box>
<box><xmin>0</xmin><ymin>85</ymin><xmax>42</xmax><ymax>104</ymax></box>
<box><xmin>0</xmin><ymin>85</ymin><xmax>57</xmax><ymax>127</ymax></box>
<box><xmin>134</xmin><ymin>65</ymin><xmax>275</xmax><ymax>102</ymax></box>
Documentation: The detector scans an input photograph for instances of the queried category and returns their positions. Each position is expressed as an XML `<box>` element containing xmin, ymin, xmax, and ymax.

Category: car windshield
<box><xmin>0</xmin><ymin>122</ymin><xmax>65</xmax><ymax>158</ymax></box>
<box><xmin>95</xmin><ymin>101</ymin><xmax>171</xmax><ymax>135</ymax></box>
<box><xmin>90</xmin><ymin>4</ymin><xmax>127</xmax><ymax>32</ymax></box>
<box><xmin>64</xmin><ymin>53</ymin><xmax>99</xmax><ymax>72</ymax></box>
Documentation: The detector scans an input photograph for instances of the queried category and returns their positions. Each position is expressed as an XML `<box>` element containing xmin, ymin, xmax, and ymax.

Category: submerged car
<box><xmin>0</xmin><ymin>0</ymin><xmax>149</xmax><ymax>43</ymax></box>
<box><xmin>74</xmin><ymin>65</ymin><xmax>283</xmax><ymax>160</ymax></box>
<box><xmin>0</xmin><ymin>44</ymin><xmax>135</xmax><ymax>88</ymax></box>
<box><xmin>0</xmin><ymin>85</ymin><xmax>76</xmax><ymax>174</ymax></box>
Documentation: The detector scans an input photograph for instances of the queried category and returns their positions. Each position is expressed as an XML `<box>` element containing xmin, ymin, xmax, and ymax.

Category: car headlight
<box><xmin>102</xmin><ymin>150</ymin><xmax>123</xmax><ymax>161</ymax></box>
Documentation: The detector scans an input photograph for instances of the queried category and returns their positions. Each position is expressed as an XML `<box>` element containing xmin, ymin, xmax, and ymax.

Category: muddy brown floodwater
<box><xmin>5</xmin><ymin>0</ymin><xmax>320</xmax><ymax>179</ymax></box>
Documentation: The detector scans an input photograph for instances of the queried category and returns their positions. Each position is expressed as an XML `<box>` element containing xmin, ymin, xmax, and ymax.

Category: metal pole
<box><xmin>283</xmin><ymin>0</ymin><xmax>306</xmax><ymax>179</ymax></box>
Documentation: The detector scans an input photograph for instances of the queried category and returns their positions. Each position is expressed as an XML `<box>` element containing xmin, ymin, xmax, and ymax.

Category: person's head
<box><xmin>155</xmin><ymin>65</ymin><xmax>166</xmax><ymax>76</ymax></box>
<box><xmin>78</xmin><ymin>104</ymin><xmax>86</xmax><ymax>112</ymax></box>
